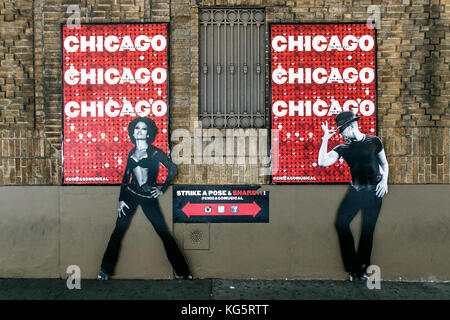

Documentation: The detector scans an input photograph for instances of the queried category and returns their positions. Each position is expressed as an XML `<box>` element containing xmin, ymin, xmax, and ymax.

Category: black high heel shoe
<box><xmin>97</xmin><ymin>267</ymin><xmax>111</xmax><ymax>280</ymax></box>
<box><xmin>348</xmin><ymin>271</ymin><xmax>359</xmax><ymax>282</ymax></box>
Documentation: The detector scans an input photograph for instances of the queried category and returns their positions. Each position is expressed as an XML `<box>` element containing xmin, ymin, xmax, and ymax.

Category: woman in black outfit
<box><xmin>98</xmin><ymin>117</ymin><xmax>192</xmax><ymax>280</ymax></box>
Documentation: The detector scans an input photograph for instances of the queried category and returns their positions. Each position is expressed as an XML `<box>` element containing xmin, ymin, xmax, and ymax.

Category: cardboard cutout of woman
<box><xmin>318</xmin><ymin>111</ymin><xmax>389</xmax><ymax>281</ymax></box>
<box><xmin>98</xmin><ymin>117</ymin><xmax>192</xmax><ymax>280</ymax></box>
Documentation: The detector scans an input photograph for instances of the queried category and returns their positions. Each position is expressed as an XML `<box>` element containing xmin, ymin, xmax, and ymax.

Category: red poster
<box><xmin>270</xmin><ymin>23</ymin><xmax>377</xmax><ymax>183</ymax></box>
<box><xmin>62</xmin><ymin>24</ymin><xmax>169</xmax><ymax>184</ymax></box>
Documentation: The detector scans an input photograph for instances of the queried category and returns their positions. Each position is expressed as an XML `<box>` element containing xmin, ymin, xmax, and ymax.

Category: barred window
<box><xmin>199</xmin><ymin>8</ymin><xmax>266</xmax><ymax>128</ymax></box>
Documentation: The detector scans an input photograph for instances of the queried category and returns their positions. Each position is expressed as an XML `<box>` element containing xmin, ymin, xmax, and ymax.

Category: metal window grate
<box><xmin>199</xmin><ymin>9</ymin><xmax>266</xmax><ymax>128</ymax></box>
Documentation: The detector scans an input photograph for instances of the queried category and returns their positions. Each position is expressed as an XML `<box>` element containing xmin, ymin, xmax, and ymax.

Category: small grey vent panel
<box><xmin>183</xmin><ymin>224</ymin><xmax>210</xmax><ymax>250</ymax></box>
<box><xmin>190</xmin><ymin>229</ymin><xmax>204</xmax><ymax>243</ymax></box>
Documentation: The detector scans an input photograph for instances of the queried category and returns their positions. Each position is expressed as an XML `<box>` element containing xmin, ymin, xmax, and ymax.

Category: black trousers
<box><xmin>335</xmin><ymin>186</ymin><xmax>382</xmax><ymax>274</ymax></box>
<box><xmin>101</xmin><ymin>190</ymin><xmax>190</xmax><ymax>277</ymax></box>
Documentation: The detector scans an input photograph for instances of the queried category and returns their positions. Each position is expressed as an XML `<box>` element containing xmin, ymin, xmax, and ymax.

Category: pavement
<box><xmin>0</xmin><ymin>278</ymin><xmax>449</xmax><ymax>300</ymax></box>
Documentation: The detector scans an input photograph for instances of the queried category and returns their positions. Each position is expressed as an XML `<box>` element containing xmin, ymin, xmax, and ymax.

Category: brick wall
<box><xmin>0</xmin><ymin>0</ymin><xmax>449</xmax><ymax>185</ymax></box>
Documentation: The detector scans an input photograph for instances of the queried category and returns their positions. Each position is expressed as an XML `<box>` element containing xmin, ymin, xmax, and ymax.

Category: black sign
<box><xmin>173</xmin><ymin>185</ymin><xmax>269</xmax><ymax>223</ymax></box>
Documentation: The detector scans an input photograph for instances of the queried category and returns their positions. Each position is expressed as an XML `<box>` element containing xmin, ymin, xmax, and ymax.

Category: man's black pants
<box><xmin>335</xmin><ymin>186</ymin><xmax>382</xmax><ymax>274</ymax></box>
<box><xmin>101</xmin><ymin>191</ymin><xmax>190</xmax><ymax>277</ymax></box>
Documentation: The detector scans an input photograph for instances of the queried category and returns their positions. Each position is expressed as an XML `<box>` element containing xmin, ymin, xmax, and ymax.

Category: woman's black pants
<box><xmin>101</xmin><ymin>191</ymin><xmax>190</xmax><ymax>277</ymax></box>
<box><xmin>335</xmin><ymin>186</ymin><xmax>382</xmax><ymax>274</ymax></box>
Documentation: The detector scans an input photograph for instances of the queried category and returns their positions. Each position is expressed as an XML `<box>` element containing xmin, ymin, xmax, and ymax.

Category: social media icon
<box><xmin>218</xmin><ymin>206</ymin><xmax>225</xmax><ymax>213</ymax></box>
<box><xmin>204</xmin><ymin>206</ymin><xmax>212</xmax><ymax>213</ymax></box>
<box><xmin>231</xmin><ymin>206</ymin><xmax>238</xmax><ymax>213</ymax></box>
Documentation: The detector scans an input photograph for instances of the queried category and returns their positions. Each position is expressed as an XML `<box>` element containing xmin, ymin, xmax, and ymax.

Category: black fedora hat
<box><xmin>335</xmin><ymin>111</ymin><xmax>361</xmax><ymax>132</ymax></box>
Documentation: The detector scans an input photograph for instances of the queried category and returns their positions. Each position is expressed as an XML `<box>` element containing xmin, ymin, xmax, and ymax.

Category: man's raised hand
<box><xmin>321</xmin><ymin>121</ymin><xmax>336</xmax><ymax>140</ymax></box>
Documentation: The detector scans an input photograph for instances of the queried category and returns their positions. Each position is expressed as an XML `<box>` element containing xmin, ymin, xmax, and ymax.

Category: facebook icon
<box><xmin>231</xmin><ymin>206</ymin><xmax>238</xmax><ymax>213</ymax></box>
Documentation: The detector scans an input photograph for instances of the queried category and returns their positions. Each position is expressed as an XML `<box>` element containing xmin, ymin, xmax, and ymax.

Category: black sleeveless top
<box><xmin>119</xmin><ymin>145</ymin><xmax>177</xmax><ymax>200</ymax></box>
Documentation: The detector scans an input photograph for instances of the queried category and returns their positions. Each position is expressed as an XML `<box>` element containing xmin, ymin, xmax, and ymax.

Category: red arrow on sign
<box><xmin>182</xmin><ymin>202</ymin><xmax>261</xmax><ymax>218</ymax></box>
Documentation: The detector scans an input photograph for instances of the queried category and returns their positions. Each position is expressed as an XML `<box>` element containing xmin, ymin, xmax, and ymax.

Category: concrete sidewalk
<box><xmin>0</xmin><ymin>278</ymin><xmax>449</xmax><ymax>300</ymax></box>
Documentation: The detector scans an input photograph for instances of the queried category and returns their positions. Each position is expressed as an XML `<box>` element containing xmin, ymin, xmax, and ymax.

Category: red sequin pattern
<box><xmin>271</xmin><ymin>24</ymin><xmax>377</xmax><ymax>184</ymax></box>
<box><xmin>62</xmin><ymin>24</ymin><xmax>169</xmax><ymax>184</ymax></box>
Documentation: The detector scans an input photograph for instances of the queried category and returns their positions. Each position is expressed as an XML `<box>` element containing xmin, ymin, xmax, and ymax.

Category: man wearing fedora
<box><xmin>318</xmin><ymin>110</ymin><xmax>389</xmax><ymax>281</ymax></box>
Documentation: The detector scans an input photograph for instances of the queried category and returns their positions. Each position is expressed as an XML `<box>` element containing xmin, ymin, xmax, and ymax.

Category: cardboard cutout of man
<box><xmin>318</xmin><ymin>111</ymin><xmax>389</xmax><ymax>281</ymax></box>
